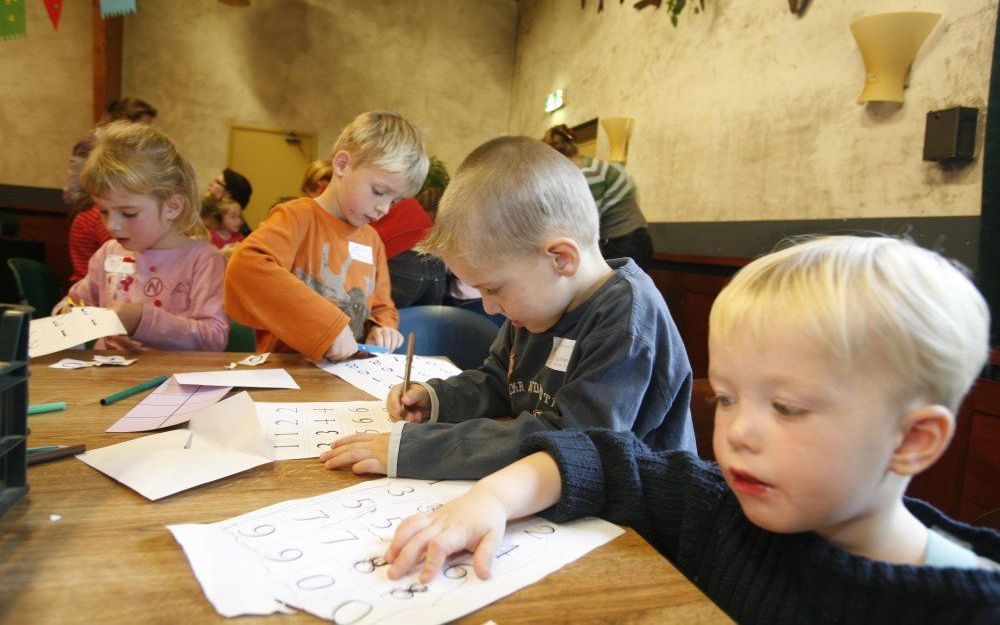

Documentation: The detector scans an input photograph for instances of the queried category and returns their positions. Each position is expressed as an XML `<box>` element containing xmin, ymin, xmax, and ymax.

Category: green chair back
<box><xmin>6</xmin><ymin>258</ymin><xmax>63</xmax><ymax>319</ymax></box>
<box><xmin>226</xmin><ymin>318</ymin><xmax>257</xmax><ymax>352</ymax></box>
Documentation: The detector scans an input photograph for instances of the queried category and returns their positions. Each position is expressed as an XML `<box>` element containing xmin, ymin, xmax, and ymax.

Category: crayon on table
<box><xmin>26</xmin><ymin>444</ymin><xmax>86</xmax><ymax>466</ymax></box>
<box><xmin>28</xmin><ymin>401</ymin><xmax>67</xmax><ymax>416</ymax></box>
<box><xmin>27</xmin><ymin>445</ymin><xmax>61</xmax><ymax>454</ymax></box>
<box><xmin>99</xmin><ymin>374</ymin><xmax>169</xmax><ymax>406</ymax></box>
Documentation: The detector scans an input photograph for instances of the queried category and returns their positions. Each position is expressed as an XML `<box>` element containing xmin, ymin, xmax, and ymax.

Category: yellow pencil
<box><xmin>66</xmin><ymin>296</ymin><xmax>86</xmax><ymax>308</ymax></box>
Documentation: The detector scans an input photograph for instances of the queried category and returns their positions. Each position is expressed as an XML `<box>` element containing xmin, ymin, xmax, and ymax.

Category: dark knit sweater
<box><xmin>522</xmin><ymin>430</ymin><xmax>1000</xmax><ymax>624</ymax></box>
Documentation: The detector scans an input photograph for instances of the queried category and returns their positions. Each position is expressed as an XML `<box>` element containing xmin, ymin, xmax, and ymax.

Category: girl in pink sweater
<box><xmin>53</xmin><ymin>122</ymin><xmax>228</xmax><ymax>352</ymax></box>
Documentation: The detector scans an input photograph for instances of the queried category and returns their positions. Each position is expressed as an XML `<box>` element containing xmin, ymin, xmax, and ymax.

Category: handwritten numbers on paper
<box><xmin>256</xmin><ymin>401</ymin><xmax>391</xmax><ymax>460</ymax></box>
<box><xmin>171</xmin><ymin>478</ymin><xmax>623</xmax><ymax>625</ymax></box>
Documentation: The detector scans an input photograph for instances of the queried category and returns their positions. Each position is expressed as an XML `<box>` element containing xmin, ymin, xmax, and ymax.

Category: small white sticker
<box><xmin>103</xmin><ymin>254</ymin><xmax>137</xmax><ymax>274</ymax></box>
<box><xmin>348</xmin><ymin>241</ymin><xmax>374</xmax><ymax>265</ymax></box>
<box><xmin>545</xmin><ymin>337</ymin><xmax>576</xmax><ymax>372</ymax></box>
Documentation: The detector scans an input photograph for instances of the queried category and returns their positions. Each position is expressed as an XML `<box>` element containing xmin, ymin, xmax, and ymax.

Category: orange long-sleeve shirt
<box><xmin>225</xmin><ymin>197</ymin><xmax>398</xmax><ymax>361</ymax></box>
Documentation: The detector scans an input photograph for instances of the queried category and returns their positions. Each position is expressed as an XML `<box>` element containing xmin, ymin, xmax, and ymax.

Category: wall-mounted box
<box><xmin>923</xmin><ymin>106</ymin><xmax>979</xmax><ymax>162</ymax></box>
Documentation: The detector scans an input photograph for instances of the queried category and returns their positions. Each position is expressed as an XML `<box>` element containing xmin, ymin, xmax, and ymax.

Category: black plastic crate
<box><xmin>0</xmin><ymin>304</ymin><xmax>30</xmax><ymax>517</ymax></box>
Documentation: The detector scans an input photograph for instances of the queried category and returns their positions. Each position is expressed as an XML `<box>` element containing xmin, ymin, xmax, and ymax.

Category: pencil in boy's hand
<box><xmin>402</xmin><ymin>332</ymin><xmax>415</xmax><ymax>395</ymax></box>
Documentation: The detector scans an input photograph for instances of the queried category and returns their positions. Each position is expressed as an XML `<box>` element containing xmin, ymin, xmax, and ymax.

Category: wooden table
<box><xmin>0</xmin><ymin>351</ymin><xmax>729</xmax><ymax>624</ymax></box>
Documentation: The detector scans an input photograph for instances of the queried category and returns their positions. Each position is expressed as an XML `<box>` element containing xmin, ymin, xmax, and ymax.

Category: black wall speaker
<box><xmin>923</xmin><ymin>106</ymin><xmax>979</xmax><ymax>162</ymax></box>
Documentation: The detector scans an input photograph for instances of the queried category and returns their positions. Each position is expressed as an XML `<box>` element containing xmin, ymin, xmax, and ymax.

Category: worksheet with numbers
<box><xmin>317</xmin><ymin>355</ymin><xmax>462</xmax><ymax>400</ymax></box>
<box><xmin>169</xmin><ymin>478</ymin><xmax>623</xmax><ymax>624</ymax></box>
<box><xmin>256</xmin><ymin>402</ymin><xmax>393</xmax><ymax>460</ymax></box>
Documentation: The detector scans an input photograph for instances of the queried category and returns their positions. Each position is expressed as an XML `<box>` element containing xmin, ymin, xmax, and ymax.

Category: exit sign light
<box><xmin>544</xmin><ymin>89</ymin><xmax>564</xmax><ymax>113</ymax></box>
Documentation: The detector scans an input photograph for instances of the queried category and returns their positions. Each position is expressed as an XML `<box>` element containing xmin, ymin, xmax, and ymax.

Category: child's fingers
<box><xmin>351</xmin><ymin>458</ymin><xmax>386</xmax><ymax>475</ymax></box>
<box><xmin>472</xmin><ymin>530</ymin><xmax>500</xmax><ymax>580</ymax></box>
<box><xmin>419</xmin><ymin>532</ymin><xmax>466</xmax><ymax>583</ymax></box>
<box><xmin>386</xmin><ymin>515</ymin><xmax>435</xmax><ymax>578</ymax></box>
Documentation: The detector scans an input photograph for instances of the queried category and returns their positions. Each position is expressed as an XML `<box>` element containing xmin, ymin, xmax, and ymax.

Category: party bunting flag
<box><xmin>43</xmin><ymin>0</ymin><xmax>62</xmax><ymax>31</ymax></box>
<box><xmin>99</xmin><ymin>0</ymin><xmax>136</xmax><ymax>19</ymax></box>
<box><xmin>0</xmin><ymin>0</ymin><xmax>27</xmax><ymax>41</ymax></box>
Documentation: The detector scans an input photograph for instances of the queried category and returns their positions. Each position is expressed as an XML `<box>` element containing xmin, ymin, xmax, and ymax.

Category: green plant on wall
<box><xmin>583</xmin><ymin>0</ymin><xmax>705</xmax><ymax>27</ymax></box>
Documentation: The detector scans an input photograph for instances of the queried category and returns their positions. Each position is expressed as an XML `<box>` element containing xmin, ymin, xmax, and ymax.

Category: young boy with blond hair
<box><xmin>226</xmin><ymin>111</ymin><xmax>428</xmax><ymax>360</ymax></box>
<box><xmin>384</xmin><ymin>235</ymin><xmax>1000</xmax><ymax>623</ymax></box>
<box><xmin>321</xmin><ymin>136</ymin><xmax>695</xmax><ymax>479</ymax></box>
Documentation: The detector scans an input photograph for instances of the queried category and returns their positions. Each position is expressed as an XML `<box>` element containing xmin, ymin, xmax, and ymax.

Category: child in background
<box><xmin>320</xmin><ymin>136</ymin><xmax>694</xmax><ymax>479</ymax></box>
<box><xmin>226</xmin><ymin>111</ymin><xmax>428</xmax><ymax>360</ymax></box>
<box><xmin>208</xmin><ymin>199</ymin><xmax>245</xmax><ymax>252</ymax></box>
<box><xmin>206</xmin><ymin>168</ymin><xmax>253</xmax><ymax>237</ymax></box>
<box><xmin>371</xmin><ymin>156</ymin><xmax>450</xmax><ymax>308</ymax></box>
<box><xmin>54</xmin><ymin>122</ymin><xmax>228</xmax><ymax>352</ymax></box>
<box><xmin>300</xmin><ymin>160</ymin><xmax>333</xmax><ymax>197</ymax></box>
<box><xmin>385</xmin><ymin>235</ymin><xmax>1000</xmax><ymax>624</ymax></box>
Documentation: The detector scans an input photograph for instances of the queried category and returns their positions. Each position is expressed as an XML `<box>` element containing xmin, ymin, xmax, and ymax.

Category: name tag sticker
<box><xmin>545</xmin><ymin>337</ymin><xmax>576</xmax><ymax>372</ymax></box>
<box><xmin>348</xmin><ymin>242</ymin><xmax>374</xmax><ymax>265</ymax></box>
<box><xmin>104</xmin><ymin>255</ymin><xmax>137</xmax><ymax>275</ymax></box>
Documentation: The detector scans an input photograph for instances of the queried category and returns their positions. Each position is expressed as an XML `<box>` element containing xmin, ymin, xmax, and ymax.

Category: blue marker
<box><xmin>357</xmin><ymin>343</ymin><xmax>390</xmax><ymax>355</ymax></box>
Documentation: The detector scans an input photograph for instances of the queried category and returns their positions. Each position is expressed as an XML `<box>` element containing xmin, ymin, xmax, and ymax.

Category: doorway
<box><xmin>227</xmin><ymin>126</ymin><xmax>318</xmax><ymax>229</ymax></box>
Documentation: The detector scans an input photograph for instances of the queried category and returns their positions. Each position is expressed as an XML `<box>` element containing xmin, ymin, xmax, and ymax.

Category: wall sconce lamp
<box><xmin>601</xmin><ymin>117</ymin><xmax>634</xmax><ymax>163</ymax></box>
<box><xmin>850</xmin><ymin>12</ymin><xmax>941</xmax><ymax>104</ymax></box>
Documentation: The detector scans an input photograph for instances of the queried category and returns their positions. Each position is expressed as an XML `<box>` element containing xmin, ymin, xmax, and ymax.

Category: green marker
<box><xmin>28</xmin><ymin>401</ymin><xmax>67</xmax><ymax>416</ymax></box>
<box><xmin>27</xmin><ymin>445</ymin><xmax>61</xmax><ymax>453</ymax></box>
<box><xmin>100</xmin><ymin>374</ymin><xmax>169</xmax><ymax>406</ymax></box>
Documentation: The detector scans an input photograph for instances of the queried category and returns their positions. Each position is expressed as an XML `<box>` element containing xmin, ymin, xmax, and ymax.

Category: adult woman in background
<box><xmin>543</xmin><ymin>124</ymin><xmax>653</xmax><ymax>271</ymax></box>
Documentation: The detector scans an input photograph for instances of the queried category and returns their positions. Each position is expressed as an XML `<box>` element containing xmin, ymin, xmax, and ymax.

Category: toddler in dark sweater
<box><xmin>383</xmin><ymin>235</ymin><xmax>1000</xmax><ymax>624</ymax></box>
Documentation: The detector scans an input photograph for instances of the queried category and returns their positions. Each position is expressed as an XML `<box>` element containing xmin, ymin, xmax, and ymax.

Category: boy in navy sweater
<box><xmin>384</xmin><ymin>236</ymin><xmax>1000</xmax><ymax>624</ymax></box>
<box><xmin>320</xmin><ymin>136</ymin><xmax>695</xmax><ymax>479</ymax></box>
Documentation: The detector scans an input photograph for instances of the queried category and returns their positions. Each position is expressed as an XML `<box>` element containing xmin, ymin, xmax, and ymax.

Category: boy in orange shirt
<box><xmin>225</xmin><ymin>111</ymin><xmax>428</xmax><ymax>360</ymax></box>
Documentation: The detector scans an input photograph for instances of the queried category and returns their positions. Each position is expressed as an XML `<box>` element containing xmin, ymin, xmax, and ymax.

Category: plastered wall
<box><xmin>122</xmin><ymin>0</ymin><xmax>516</xmax><ymax>195</ymax></box>
<box><xmin>1</xmin><ymin>0</ymin><xmax>517</xmax><ymax>195</ymax></box>
<box><xmin>511</xmin><ymin>0</ymin><xmax>998</xmax><ymax>222</ymax></box>
<box><xmin>1</xmin><ymin>0</ymin><xmax>93</xmax><ymax>189</ymax></box>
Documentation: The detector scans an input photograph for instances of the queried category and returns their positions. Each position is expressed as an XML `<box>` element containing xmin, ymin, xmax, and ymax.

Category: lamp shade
<box><xmin>850</xmin><ymin>12</ymin><xmax>941</xmax><ymax>104</ymax></box>
<box><xmin>601</xmin><ymin>117</ymin><xmax>634</xmax><ymax>162</ymax></box>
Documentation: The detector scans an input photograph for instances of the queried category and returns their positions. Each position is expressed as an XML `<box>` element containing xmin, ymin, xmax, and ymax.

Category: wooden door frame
<box><xmin>92</xmin><ymin>0</ymin><xmax>123</xmax><ymax>124</ymax></box>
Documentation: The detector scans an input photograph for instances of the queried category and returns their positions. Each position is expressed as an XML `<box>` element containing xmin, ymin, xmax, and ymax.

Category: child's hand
<box><xmin>102</xmin><ymin>334</ymin><xmax>146</xmax><ymax>352</ymax></box>
<box><xmin>318</xmin><ymin>432</ymin><xmax>390</xmax><ymax>474</ymax></box>
<box><xmin>324</xmin><ymin>325</ymin><xmax>359</xmax><ymax>361</ymax></box>
<box><xmin>387</xmin><ymin>383</ymin><xmax>430</xmax><ymax>422</ymax></box>
<box><xmin>384</xmin><ymin>489</ymin><xmax>508</xmax><ymax>583</ymax></box>
<box><xmin>366</xmin><ymin>326</ymin><xmax>404</xmax><ymax>352</ymax></box>
<box><xmin>52</xmin><ymin>298</ymin><xmax>72</xmax><ymax>316</ymax></box>
<box><xmin>112</xmin><ymin>302</ymin><xmax>144</xmax><ymax>334</ymax></box>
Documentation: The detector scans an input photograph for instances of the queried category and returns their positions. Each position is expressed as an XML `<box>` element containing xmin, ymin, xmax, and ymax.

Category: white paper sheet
<box><xmin>317</xmin><ymin>355</ymin><xmax>462</xmax><ymax>400</ymax></box>
<box><xmin>106</xmin><ymin>378</ymin><xmax>233</xmax><ymax>432</ymax></box>
<box><xmin>168</xmin><ymin>478</ymin><xmax>623</xmax><ymax>624</ymax></box>
<box><xmin>29</xmin><ymin>307</ymin><xmax>127</xmax><ymax>358</ymax></box>
<box><xmin>77</xmin><ymin>392</ymin><xmax>272</xmax><ymax>500</ymax></box>
<box><xmin>256</xmin><ymin>401</ymin><xmax>393</xmax><ymax>460</ymax></box>
<box><xmin>172</xmin><ymin>369</ymin><xmax>300</xmax><ymax>389</ymax></box>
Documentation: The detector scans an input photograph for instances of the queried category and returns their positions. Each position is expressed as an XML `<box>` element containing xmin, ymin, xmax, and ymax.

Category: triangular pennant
<box><xmin>99</xmin><ymin>0</ymin><xmax>137</xmax><ymax>19</ymax></box>
<box><xmin>0</xmin><ymin>0</ymin><xmax>27</xmax><ymax>41</ymax></box>
<box><xmin>43</xmin><ymin>0</ymin><xmax>63</xmax><ymax>31</ymax></box>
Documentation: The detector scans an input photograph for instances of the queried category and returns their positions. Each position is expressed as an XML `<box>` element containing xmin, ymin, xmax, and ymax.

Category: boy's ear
<box><xmin>544</xmin><ymin>237</ymin><xmax>580</xmax><ymax>276</ymax></box>
<box><xmin>889</xmin><ymin>404</ymin><xmax>954</xmax><ymax>477</ymax></box>
<box><xmin>162</xmin><ymin>194</ymin><xmax>184</xmax><ymax>221</ymax></box>
<box><xmin>331</xmin><ymin>150</ymin><xmax>351</xmax><ymax>176</ymax></box>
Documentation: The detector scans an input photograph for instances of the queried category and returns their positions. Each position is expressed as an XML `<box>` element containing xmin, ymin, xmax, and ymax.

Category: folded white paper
<box><xmin>77</xmin><ymin>392</ymin><xmax>272</xmax><ymax>500</ymax></box>
<box><xmin>172</xmin><ymin>368</ymin><xmax>299</xmax><ymax>389</ymax></box>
